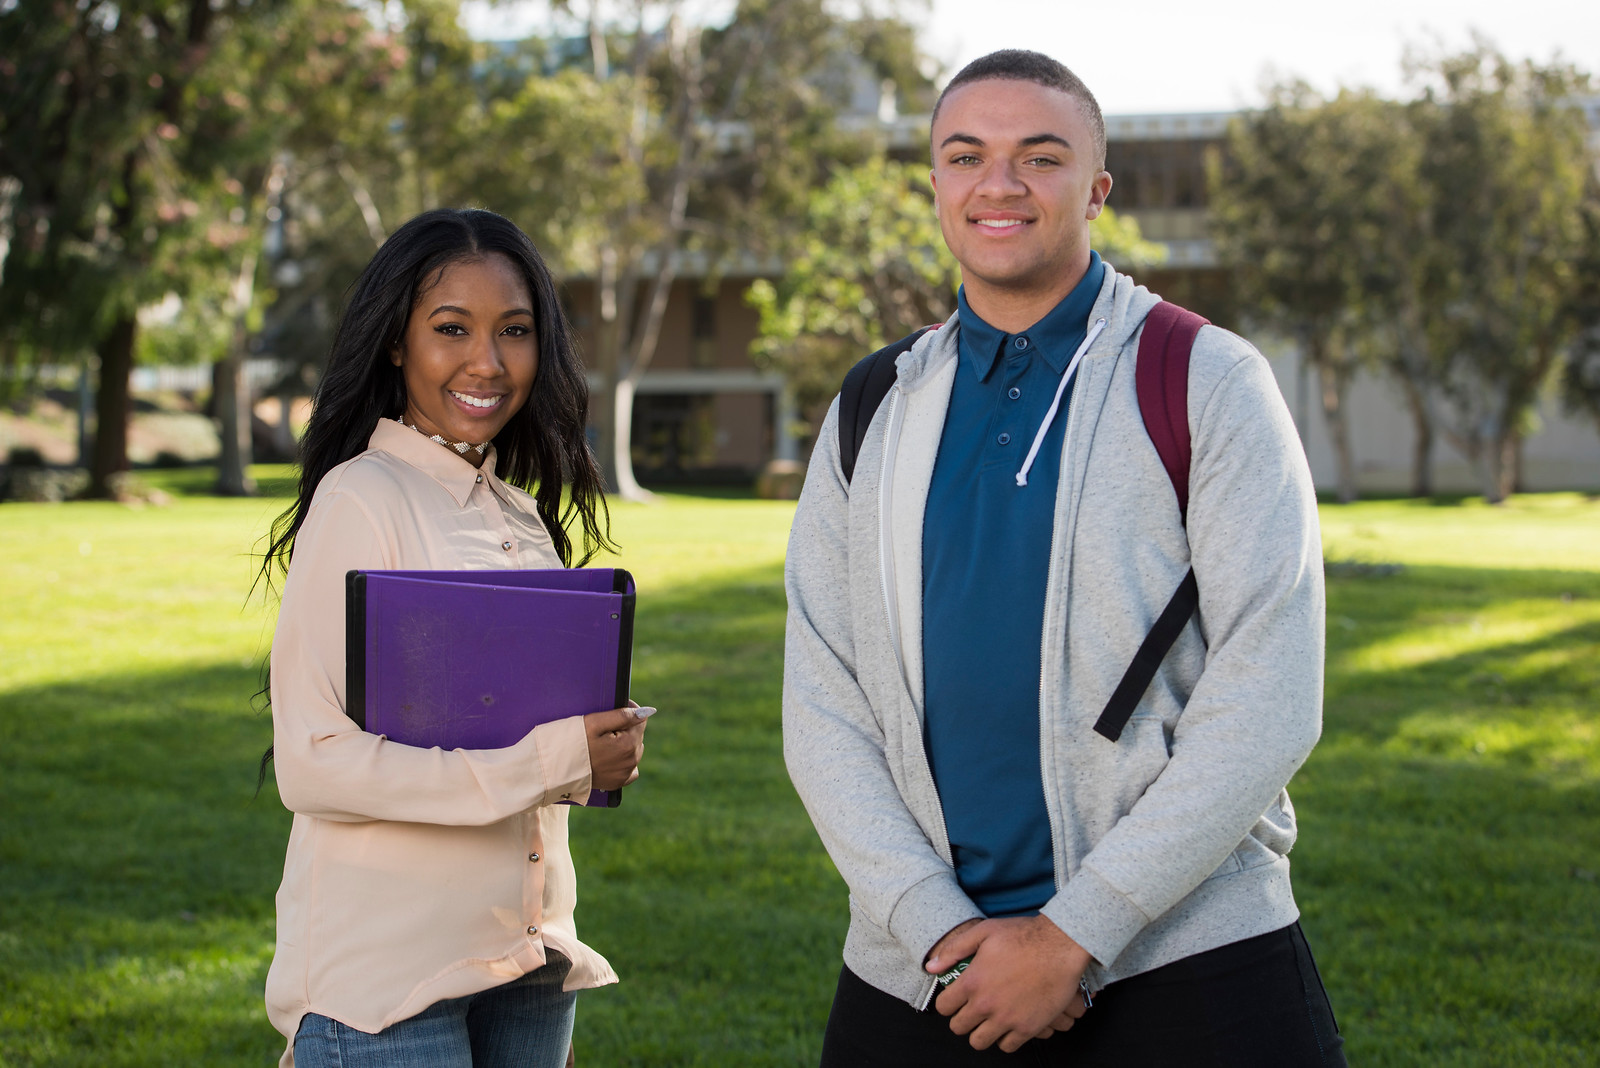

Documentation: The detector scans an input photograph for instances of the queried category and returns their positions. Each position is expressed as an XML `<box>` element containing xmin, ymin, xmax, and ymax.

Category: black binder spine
<box><xmin>611</xmin><ymin>568</ymin><xmax>636</xmax><ymax>709</ymax></box>
<box><xmin>344</xmin><ymin>570</ymin><xmax>368</xmax><ymax>730</ymax></box>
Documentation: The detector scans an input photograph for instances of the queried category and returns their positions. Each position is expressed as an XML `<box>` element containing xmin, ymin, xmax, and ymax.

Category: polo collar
<box><xmin>368</xmin><ymin>418</ymin><xmax>499</xmax><ymax>507</ymax></box>
<box><xmin>955</xmin><ymin>250</ymin><xmax>1104</xmax><ymax>382</ymax></box>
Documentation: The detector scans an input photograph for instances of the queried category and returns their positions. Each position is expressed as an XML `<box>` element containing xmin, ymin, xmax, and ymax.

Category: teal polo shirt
<box><xmin>921</xmin><ymin>252</ymin><xmax>1104</xmax><ymax>917</ymax></box>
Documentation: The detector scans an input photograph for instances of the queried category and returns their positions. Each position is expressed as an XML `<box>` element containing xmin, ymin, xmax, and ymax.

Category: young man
<box><xmin>782</xmin><ymin>50</ymin><xmax>1344</xmax><ymax>1066</ymax></box>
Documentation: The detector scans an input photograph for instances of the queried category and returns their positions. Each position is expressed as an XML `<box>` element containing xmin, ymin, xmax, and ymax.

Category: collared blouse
<box><xmin>265</xmin><ymin>419</ymin><xmax>616</xmax><ymax>1068</ymax></box>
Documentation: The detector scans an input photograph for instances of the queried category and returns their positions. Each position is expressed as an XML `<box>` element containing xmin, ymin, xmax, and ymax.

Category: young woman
<box><xmin>259</xmin><ymin>208</ymin><xmax>646</xmax><ymax>1068</ymax></box>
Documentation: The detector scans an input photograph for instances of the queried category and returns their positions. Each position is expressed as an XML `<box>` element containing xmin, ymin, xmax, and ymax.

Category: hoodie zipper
<box><xmin>878</xmin><ymin>381</ymin><xmax>956</xmax><ymax>1012</ymax></box>
<box><xmin>1038</xmin><ymin>358</ymin><xmax>1087</xmax><ymax>902</ymax></box>
<box><xmin>877</xmin><ymin>385</ymin><xmax>906</xmax><ymax>685</ymax></box>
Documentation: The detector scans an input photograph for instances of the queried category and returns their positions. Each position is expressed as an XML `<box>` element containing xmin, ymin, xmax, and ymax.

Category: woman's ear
<box><xmin>389</xmin><ymin>344</ymin><xmax>404</xmax><ymax>368</ymax></box>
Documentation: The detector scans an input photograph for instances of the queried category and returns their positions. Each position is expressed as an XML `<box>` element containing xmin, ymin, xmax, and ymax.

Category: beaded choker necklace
<box><xmin>405</xmin><ymin>420</ymin><xmax>488</xmax><ymax>457</ymax></box>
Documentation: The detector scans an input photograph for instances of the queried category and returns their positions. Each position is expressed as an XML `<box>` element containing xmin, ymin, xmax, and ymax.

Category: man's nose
<box><xmin>977</xmin><ymin>159</ymin><xmax>1027</xmax><ymax>196</ymax></box>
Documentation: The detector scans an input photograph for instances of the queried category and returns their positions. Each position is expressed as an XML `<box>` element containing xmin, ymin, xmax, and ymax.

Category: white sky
<box><xmin>922</xmin><ymin>0</ymin><xmax>1600</xmax><ymax>113</ymax></box>
<box><xmin>462</xmin><ymin>0</ymin><xmax>1600</xmax><ymax>115</ymax></box>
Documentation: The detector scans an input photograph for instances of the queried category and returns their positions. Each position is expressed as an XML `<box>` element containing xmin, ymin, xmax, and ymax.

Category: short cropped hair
<box><xmin>932</xmin><ymin>50</ymin><xmax>1107</xmax><ymax>169</ymax></box>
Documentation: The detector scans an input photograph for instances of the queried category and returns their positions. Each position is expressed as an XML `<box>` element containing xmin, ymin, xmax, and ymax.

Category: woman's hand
<box><xmin>583</xmin><ymin>704</ymin><xmax>648</xmax><ymax>790</ymax></box>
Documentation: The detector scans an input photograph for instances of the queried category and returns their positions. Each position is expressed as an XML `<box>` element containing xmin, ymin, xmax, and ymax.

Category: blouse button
<box><xmin>526</xmin><ymin>925</ymin><xmax>539</xmax><ymax>936</ymax></box>
<box><xmin>501</xmin><ymin>540</ymin><xmax>513</xmax><ymax>551</ymax></box>
<box><xmin>475</xmin><ymin>474</ymin><xmax>484</xmax><ymax>484</ymax></box>
<box><xmin>529</xmin><ymin>853</ymin><xmax>540</xmax><ymax>862</ymax></box>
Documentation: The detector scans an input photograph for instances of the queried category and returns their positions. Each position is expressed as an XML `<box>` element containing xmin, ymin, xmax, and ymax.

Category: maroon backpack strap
<box><xmin>1094</xmin><ymin>301</ymin><xmax>1209</xmax><ymax>743</ymax></box>
<box><xmin>1134</xmin><ymin>301</ymin><xmax>1208</xmax><ymax>522</ymax></box>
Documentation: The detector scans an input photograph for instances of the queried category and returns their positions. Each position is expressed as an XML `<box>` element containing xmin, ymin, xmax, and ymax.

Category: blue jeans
<box><xmin>294</xmin><ymin>951</ymin><xmax>576</xmax><ymax>1068</ymax></box>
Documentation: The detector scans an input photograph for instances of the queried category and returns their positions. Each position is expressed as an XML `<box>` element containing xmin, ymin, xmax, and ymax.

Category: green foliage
<box><xmin>1210</xmin><ymin>46</ymin><xmax>1600</xmax><ymax>504</ymax></box>
<box><xmin>1410</xmin><ymin>46</ymin><xmax>1597</xmax><ymax>501</ymax></box>
<box><xmin>1210</xmin><ymin>84</ymin><xmax>1413</xmax><ymax>502</ymax></box>
<box><xmin>747</xmin><ymin>153</ymin><xmax>1166</xmax><ymax>431</ymax></box>
<box><xmin>746</xmin><ymin>158</ymin><xmax>957</xmax><ymax>423</ymax></box>
<box><xmin>1090</xmin><ymin>204</ymin><xmax>1167</xmax><ymax>273</ymax></box>
<box><xmin>3</xmin><ymin>487</ymin><xmax>1600</xmax><ymax>1064</ymax></box>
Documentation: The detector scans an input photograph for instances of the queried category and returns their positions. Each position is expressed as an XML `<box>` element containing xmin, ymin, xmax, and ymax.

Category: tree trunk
<box><xmin>1476</xmin><ymin>431</ymin><xmax>1507</xmax><ymax>504</ymax></box>
<box><xmin>609</xmin><ymin>377</ymin><xmax>648</xmax><ymax>500</ymax></box>
<box><xmin>1315</xmin><ymin>348</ymin><xmax>1359</xmax><ymax>504</ymax></box>
<box><xmin>215</xmin><ymin>249</ymin><xmax>258</xmax><ymax>495</ymax></box>
<box><xmin>76</xmin><ymin>357</ymin><xmax>93</xmax><ymax>468</ymax></box>
<box><xmin>1397</xmin><ymin>375</ymin><xmax>1434</xmax><ymax>498</ymax></box>
<box><xmin>87</xmin><ymin>314</ymin><xmax>136</xmax><ymax>498</ymax></box>
<box><xmin>1494</xmin><ymin>433</ymin><xmax>1520</xmax><ymax>502</ymax></box>
<box><xmin>213</xmin><ymin>349</ymin><xmax>255</xmax><ymax>495</ymax></box>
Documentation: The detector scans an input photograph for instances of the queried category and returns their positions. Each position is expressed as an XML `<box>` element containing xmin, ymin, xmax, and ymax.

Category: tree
<box><xmin>747</xmin><ymin>156</ymin><xmax>1166</xmax><ymax>446</ymax></box>
<box><xmin>469</xmin><ymin>1</ymin><xmax>928</xmax><ymax>499</ymax></box>
<box><xmin>0</xmin><ymin>0</ymin><xmax>249</xmax><ymax>496</ymax></box>
<box><xmin>1412</xmin><ymin>45</ymin><xmax>1596</xmax><ymax>502</ymax></box>
<box><xmin>1560</xmin><ymin>188</ymin><xmax>1600</xmax><ymax>434</ymax></box>
<box><xmin>1209</xmin><ymin>84</ymin><xmax>1412</xmax><ymax>504</ymax></box>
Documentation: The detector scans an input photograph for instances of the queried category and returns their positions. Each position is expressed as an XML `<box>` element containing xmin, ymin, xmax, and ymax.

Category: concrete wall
<box><xmin>1262</xmin><ymin>338</ymin><xmax>1600</xmax><ymax>495</ymax></box>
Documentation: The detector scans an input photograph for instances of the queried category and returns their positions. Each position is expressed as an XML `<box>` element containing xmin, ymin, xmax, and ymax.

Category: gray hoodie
<box><xmin>783</xmin><ymin>265</ymin><xmax>1325</xmax><ymax>1010</ymax></box>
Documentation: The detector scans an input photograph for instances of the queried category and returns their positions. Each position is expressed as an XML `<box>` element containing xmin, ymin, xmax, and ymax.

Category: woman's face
<box><xmin>392</xmin><ymin>253</ymin><xmax>538</xmax><ymax>458</ymax></box>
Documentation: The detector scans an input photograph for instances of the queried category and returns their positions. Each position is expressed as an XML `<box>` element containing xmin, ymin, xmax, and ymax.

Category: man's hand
<box><xmin>924</xmin><ymin>914</ymin><xmax>1093</xmax><ymax>1053</ymax></box>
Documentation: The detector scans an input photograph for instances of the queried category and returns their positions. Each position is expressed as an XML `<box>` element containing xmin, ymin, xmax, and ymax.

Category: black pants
<box><xmin>820</xmin><ymin>923</ymin><xmax>1345</xmax><ymax>1068</ymax></box>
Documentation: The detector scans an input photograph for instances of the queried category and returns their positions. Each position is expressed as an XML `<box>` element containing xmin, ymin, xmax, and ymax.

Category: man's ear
<box><xmin>1084</xmin><ymin>170</ymin><xmax>1113</xmax><ymax>222</ymax></box>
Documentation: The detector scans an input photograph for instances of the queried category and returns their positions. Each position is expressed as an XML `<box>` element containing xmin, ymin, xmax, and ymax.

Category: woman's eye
<box><xmin>502</xmin><ymin>324</ymin><xmax>531</xmax><ymax>337</ymax></box>
<box><xmin>435</xmin><ymin>323</ymin><xmax>467</xmax><ymax>336</ymax></box>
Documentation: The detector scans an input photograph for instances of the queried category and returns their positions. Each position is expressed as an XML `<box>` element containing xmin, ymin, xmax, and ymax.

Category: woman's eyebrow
<box><xmin>427</xmin><ymin>304</ymin><xmax>535</xmax><ymax>319</ymax></box>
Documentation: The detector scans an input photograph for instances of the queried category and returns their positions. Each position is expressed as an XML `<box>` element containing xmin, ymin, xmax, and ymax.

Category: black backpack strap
<box><xmin>1093</xmin><ymin>302</ymin><xmax>1209</xmax><ymax>743</ymax></box>
<box><xmin>838</xmin><ymin>326</ymin><xmax>938</xmax><ymax>484</ymax></box>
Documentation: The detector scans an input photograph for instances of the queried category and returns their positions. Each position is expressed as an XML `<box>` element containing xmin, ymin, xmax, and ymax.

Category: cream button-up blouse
<box><xmin>265</xmin><ymin>420</ymin><xmax>616</xmax><ymax>1067</ymax></box>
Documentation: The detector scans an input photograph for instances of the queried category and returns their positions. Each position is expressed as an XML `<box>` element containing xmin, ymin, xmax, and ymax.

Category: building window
<box><xmin>691</xmin><ymin>294</ymin><xmax>717</xmax><ymax>368</ymax></box>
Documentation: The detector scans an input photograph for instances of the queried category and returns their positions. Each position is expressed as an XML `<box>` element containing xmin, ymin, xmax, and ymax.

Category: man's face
<box><xmin>930</xmin><ymin>78</ymin><xmax>1112</xmax><ymax>311</ymax></box>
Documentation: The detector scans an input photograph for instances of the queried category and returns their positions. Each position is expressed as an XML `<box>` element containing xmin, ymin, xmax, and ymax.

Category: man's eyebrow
<box><xmin>939</xmin><ymin>133</ymin><xmax>984</xmax><ymax>149</ymax></box>
<box><xmin>938</xmin><ymin>133</ymin><xmax>1073</xmax><ymax>151</ymax></box>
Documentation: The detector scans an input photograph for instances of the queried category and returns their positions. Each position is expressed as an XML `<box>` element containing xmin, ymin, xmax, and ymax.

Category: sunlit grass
<box><xmin>2</xmin><ymin>482</ymin><xmax>1597</xmax><ymax>1065</ymax></box>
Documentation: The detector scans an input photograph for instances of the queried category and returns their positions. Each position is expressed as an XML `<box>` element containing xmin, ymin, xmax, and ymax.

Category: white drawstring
<box><xmin>1015</xmin><ymin>317</ymin><xmax>1107</xmax><ymax>487</ymax></box>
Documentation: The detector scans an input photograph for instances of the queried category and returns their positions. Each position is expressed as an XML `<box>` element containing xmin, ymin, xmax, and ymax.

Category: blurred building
<box><xmin>588</xmin><ymin>102</ymin><xmax>1600</xmax><ymax>492</ymax></box>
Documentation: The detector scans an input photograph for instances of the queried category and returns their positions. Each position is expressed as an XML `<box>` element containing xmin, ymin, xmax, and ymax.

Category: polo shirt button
<box><xmin>527</xmin><ymin>925</ymin><xmax>539</xmax><ymax>936</ymax></box>
<box><xmin>529</xmin><ymin>852</ymin><xmax>540</xmax><ymax>862</ymax></box>
<box><xmin>1008</xmin><ymin>387</ymin><xmax>1021</xmax><ymax>399</ymax></box>
<box><xmin>1014</xmin><ymin>336</ymin><xmax>1029</xmax><ymax>350</ymax></box>
<box><xmin>997</xmin><ymin>432</ymin><xmax>1011</xmax><ymax>445</ymax></box>
<box><xmin>502</xmin><ymin>540</ymin><xmax>513</xmax><ymax>551</ymax></box>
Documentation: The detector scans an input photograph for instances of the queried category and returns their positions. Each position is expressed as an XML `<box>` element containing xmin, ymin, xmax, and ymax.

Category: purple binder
<box><xmin>345</xmin><ymin>568</ymin><xmax>635</xmax><ymax>808</ymax></box>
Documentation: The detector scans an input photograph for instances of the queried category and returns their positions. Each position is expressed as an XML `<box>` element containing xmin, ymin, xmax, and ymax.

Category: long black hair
<box><xmin>260</xmin><ymin>208</ymin><xmax>613</xmax><ymax>585</ymax></box>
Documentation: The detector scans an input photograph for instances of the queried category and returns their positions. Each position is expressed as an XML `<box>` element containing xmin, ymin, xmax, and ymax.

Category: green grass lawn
<box><xmin>1</xmin><ymin>480</ymin><xmax>1596</xmax><ymax>1066</ymax></box>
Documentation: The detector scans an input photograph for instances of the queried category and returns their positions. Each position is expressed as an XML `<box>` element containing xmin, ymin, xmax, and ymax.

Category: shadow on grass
<box><xmin>1292</xmin><ymin>563</ymin><xmax>1600</xmax><ymax>1064</ymax></box>
<box><xmin>7</xmin><ymin>557</ymin><xmax>1597</xmax><ymax>1065</ymax></box>
<box><xmin>0</xmin><ymin>560</ymin><xmax>844</xmax><ymax>1067</ymax></box>
<box><xmin>132</xmin><ymin>465</ymin><xmax>299</xmax><ymax>500</ymax></box>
